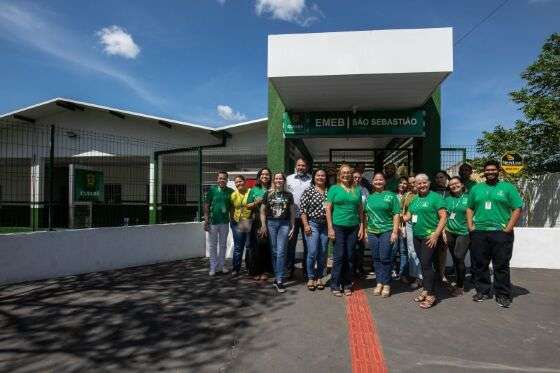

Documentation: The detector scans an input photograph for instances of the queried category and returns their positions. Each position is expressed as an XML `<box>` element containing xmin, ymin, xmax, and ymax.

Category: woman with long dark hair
<box><xmin>365</xmin><ymin>172</ymin><xmax>400</xmax><ymax>297</ymax></box>
<box><xmin>444</xmin><ymin>176</ymin><xmax>470</xmax><ymax>296</ymax></box>
<box><xmin>300</xmin><ymin>168</ymin><xmax>329</xmax><ymax>291</ymax></box>
<box><xmin>259</xmin><ymin>172</ymin><xmax>295</xmax><ymax>293</ymax></box>
<box><xmin>245</xmin><ymin>167</ymin><xmax>272</xmax><ymax>281</ymax></box>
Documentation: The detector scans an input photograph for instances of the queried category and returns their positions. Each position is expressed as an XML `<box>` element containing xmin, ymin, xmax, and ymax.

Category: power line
<box><xmin>454</xmin><ymin>0</ymin><xmax>511</xmax><ymax>47</ymax></box>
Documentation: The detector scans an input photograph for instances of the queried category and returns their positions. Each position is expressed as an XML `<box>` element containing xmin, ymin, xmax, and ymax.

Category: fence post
<box><xmin>197</xmin><ymin>147</ymin><xmax>203</xmax><ymax>221</ymax></box>
<box><xmin>48</xmin><ymin>125</ymin><xmax>55</xmax><ymax>231</ymax></box>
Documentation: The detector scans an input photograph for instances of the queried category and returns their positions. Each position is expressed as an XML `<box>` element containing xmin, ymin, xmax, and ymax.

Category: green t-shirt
<box><xmin>205</xmin><ymin>185</ymin><xmax>234</xmax><ymax>225</ymax></box>
<box><xmin>445</xmin><ymin>193</ymin><xmax>469</xmax><ymax>236</ymax></box>
<box><xmin>365</xmin><ymin>191</ymin><xmax>400</xmax><ymax>234</ymax></box>
<box><xmin>326</xmin><ymin>184</ymin><xmax>361</xmax><ymax>227</ymax></box>
<box><xmin>385</xmin><ymin>176</ymin><xmax>400</xmax><ymax>193</ymax></box>
<box><xmin>247</xmin><ymin>185</ymin><xmax>267</xmax><ymax>203</ymax></box>
<box><xmin>464</xmin><ymin>179</ymin><xmax>478</xmax><ymax>193</ymax></box>
<box><xmin>468</xmin><ymin>181</ymin><xmax>523</xmax><ymax>231</ymax></box>
<box><xmin>408</xmin><ymin>191</ymin><xmax>446</xmax><ymax>239</ymax></box>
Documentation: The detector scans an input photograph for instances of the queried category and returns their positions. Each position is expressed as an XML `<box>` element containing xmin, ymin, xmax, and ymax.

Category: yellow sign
<box><xmin>501</xmin><ymin>152</ymin><xmax>524</xmax><ymax>175</ymax></box>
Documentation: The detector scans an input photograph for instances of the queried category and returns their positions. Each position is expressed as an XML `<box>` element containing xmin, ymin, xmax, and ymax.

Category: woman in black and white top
<box><xmin>300</xmin><ymin>169</ymin><xmax>329</xmax><ymax>291</ymax></box>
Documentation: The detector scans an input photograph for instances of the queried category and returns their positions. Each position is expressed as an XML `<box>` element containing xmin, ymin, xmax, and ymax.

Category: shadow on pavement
<box><xmin>0</xmin><ymin>258</ymin><xmax>294</xmax><ymax>372</ymax></box>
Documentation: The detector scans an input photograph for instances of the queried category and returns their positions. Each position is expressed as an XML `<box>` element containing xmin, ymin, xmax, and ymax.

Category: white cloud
<box><xmin>217</xmin><ymin>105</ymin><xmax>246</xmax><ymax>121</ymax></box>
<box><xmin>0</xmin><ymin>3</ymin><xmax>162</xmax><ymax>106</ymax></box>
<box><xmin>97</xmin><ymin>25</ymin><xmax>140</xmax><ymax>59</ymax></box>
<box><xmin>255</xmin><ymin>0</ymin><xmax>321</xmax><ymax>26</ymax></box>
<box><xmin>217</xmin><ymin>0</ymin><xmax>226</xmax><ymax>4</ymax></box>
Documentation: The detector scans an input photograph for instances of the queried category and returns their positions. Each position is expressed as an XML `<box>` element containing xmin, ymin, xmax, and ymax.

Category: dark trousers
<box><xmin>286</xmin><ymin>218</ymin><xmax>309</xmax><ymax>278</ymax></box>
<box><xmin>246</xmin><ymin>218</ymin><xmax>272</xmax><ymax>276</ymax></box>
<box><xmin>413</xmin><ymin>237</ymin><xmax>441</xmax><ymax>294</ymax></box>
<box><xmin>445</xmin><ymin>231</ymin><xmax>470</xmax><ymax>288</ymax></box>
<box><xmin>353</xmin><ymin>239</ymin><xmax>366</xmax><ymax>275</ymax></box>
<box><xmin>470</xmin><ymin>230</ymin><xmax>514</xmax><ymax>299</ymax></box>
<box><xmin>331</xmin><ymin>225</ymin><xmax>358</xmax><ymax>290</ymax></box>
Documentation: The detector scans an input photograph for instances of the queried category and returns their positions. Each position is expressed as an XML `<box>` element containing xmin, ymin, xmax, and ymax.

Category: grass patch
<box><xmin>0</xmin><ymin>227</ymin><xmax>35</xmax><ymax>235</ymax></box>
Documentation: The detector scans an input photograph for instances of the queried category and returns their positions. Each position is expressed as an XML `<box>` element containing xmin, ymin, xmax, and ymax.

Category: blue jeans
<box><xmin>267</xmin><ymin>219</ymin><xmax>290</xmax><ymax>283</ymax></box>
<box><xmin>304</xmin><ymin>220</ymin><xmax>329</xmax><ymax>280</ymax></box>
<box><xmin>230</xmin><ymin>221</ymin><xmax>249</xmax><ymax>272</ymax></box>
<box><xmin>369</xmin><ymin>231</ymin><xmax>393</xmax><ymax>285</ymax></box>
<box><xmin>392</xmin><ymin>233</ymin><xmax>409</xmax><ymax>277</ymax></box>
<box><xmin>332</xmin><ymin>225</ymin><xmax>358</xmax><ymax>290</ymax></box>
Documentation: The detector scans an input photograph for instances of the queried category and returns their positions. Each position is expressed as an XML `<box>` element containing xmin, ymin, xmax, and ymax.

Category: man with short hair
<box><xmin>286</xmin><ymin>158</ymin><xmax>312</xmax><ymax>280</ymax></box>
<box><xmin>204</xmin><ymin>171</ymin><xmax>234</xmax><ymax>276</ymax></box>
<box><xmin>467</xmin><ymin>160</ymin><xmax>523</xmax><ymax>308</ymax></box>
<box><xmin>459</xmin><ymin>163</ymin><xmax>477</xmax><ymax>192</ymax></box>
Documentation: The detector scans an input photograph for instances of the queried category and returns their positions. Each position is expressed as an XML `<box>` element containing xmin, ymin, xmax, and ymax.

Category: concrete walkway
<box><xmin>0</xmin><ymin>259</ymin><xmax>559</xmax><ymax>372</ymax></box>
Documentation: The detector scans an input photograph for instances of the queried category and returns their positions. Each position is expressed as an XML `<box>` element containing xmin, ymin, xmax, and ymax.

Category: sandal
<box><xmin>381</xmin><ymin>285</ymin><xmax>391</xmax><ymax>298</ymax></box>
<box><xmin>419</xmin><ymin>295</ymin><xmax>437</xmax><ymax>309</ymax></box>
<box><xmin>315</xmin><ymin>280</ymin><xmax>325</xmax><ymax>290</ymax></box>
<box><xmin>451</xmin><ymin>287</ymin><xmax>464</xmax><ymax>297</ymax></box>
<box><xmin>307</xmin><ymin>280</ymin><xmax>316</xmax><ymax>291</ymax></box>
<box><xmin>332</xmin><ymin>289</ymin><xmax>343</xmax><ymax>297</ymax></box>
<box><xmin>414</xmin><ymin>291</ymin><xmax>428</xmax><ymax>302</ymax></box>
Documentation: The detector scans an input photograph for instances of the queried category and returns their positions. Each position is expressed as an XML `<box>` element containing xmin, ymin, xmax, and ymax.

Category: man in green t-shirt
<box><xmin>204</xmin><ymin>171</ymin><xmax>234</xmax><ymax>276</ymax></box>
<box><xmin>466</xmin><ymin>160</ymin><xmax>523</xmax><ymax>308</ymax></box>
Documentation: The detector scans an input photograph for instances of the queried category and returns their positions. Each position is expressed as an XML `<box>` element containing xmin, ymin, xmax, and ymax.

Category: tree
<box><xmin>476</xmin><ymin>33</ymin><xmax>560</xmax><ymax>173</ymax></box>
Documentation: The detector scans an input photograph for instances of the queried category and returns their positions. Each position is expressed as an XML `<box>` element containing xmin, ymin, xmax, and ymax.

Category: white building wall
<box><xmin>0</xmin><ymin>222</ymin><xmax>206</xmax><ymax>284</ymax></box>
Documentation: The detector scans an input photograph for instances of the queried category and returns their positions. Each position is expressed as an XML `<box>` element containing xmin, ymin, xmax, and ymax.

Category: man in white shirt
<box><xmin>286</xmin><ymin>158</ymin><xmax>312</xmax><ymax>280</ymax></box>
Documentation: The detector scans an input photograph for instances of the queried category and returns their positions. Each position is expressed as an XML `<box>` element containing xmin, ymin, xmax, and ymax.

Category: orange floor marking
<box><xmin>346</xmin><ymin>286</ymin><xmax>388</xmax><ymax>373</ymax></box>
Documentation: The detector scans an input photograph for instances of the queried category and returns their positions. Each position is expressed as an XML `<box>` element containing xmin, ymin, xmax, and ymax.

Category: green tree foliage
<box><xmin>477</xmin><ymin>33</ymin><xmax>560</xmax><ymax>173</ymax></box>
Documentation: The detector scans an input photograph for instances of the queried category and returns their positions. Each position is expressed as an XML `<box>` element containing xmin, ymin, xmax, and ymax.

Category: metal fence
<box><xmin>0</xmin><ymin>119</ymin><xmax>266</xmax><ymax>233</ymax></box>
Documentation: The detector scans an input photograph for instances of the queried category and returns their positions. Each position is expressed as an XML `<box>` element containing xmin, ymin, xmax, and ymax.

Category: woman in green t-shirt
<box><xmin>404</xmin><ymin>173</ymin><xmax>447</xmax><ymax>309</ymax></box>
<box><xmin>443</xmin><ymin>176</ymin><xmax>470</xmax><ymax>296</ymax></box>
<box><xmin>245</xmin><ymin>168</ymin><xmax>272</xmax><ymax>281</ymax></box>
<box><xmin>364</xmin><ymin>172</ymin><xmax>400</xmax><ymax>298</ymax></box>
<box><xmin>326</xmin><ymin>164</ymin><xmax>365</xmax><ymax>297</ymax></box>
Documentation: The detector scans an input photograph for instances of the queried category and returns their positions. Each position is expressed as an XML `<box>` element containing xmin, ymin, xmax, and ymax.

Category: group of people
<box><xmin>203</xmin><ymin>158</ymin><xmax>522</xmax><ymax>309</ymax></box>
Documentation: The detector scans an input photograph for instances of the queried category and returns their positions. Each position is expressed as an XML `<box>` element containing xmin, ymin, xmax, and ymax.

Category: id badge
<box><xmin>411</xmin><ymin>214</ymin><xmax>418</xmax><ymax>223</ymax></box>
<box><xmin>449</xmin><ymin>212</ymin><xmax>456</xmax><ymax>220</ymax></box>
<box><xmin>485</xmin><ymin>201</ymin><xmax>492</xmax><ymax>210</ymax></box>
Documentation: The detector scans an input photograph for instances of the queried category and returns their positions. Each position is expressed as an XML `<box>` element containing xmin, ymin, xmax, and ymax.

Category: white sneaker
<box><xmin>209</xmin><ymin>271</ymin><xmax>216</xmax><ymax>276</ymax></box>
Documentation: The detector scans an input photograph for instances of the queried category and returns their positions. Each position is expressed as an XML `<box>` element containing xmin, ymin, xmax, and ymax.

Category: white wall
<box><xmin>0</xmin><ymin>222</ymin><xmax>205</xmax><ymax>285</ymax></box>
<box><xmin>510</xmin><ymin>228</ymin><xmax>560</xmax><ymax>269</ymax></box>
<box><xmin>268</xmin><ymin>28</ymin><xmax>453</xmax><ymax>77</ymax></box>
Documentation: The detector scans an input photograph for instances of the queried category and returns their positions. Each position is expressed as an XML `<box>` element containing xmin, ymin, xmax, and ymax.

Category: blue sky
<box><xmin>0</xmin><ymin>0</ymin><xmax>558</xmax><ymax>145</ymax></box>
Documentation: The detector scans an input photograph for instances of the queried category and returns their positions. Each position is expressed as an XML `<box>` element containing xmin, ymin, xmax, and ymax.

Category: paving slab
<box><xmin>1</xmin><ymin>259</ymin><xmax>559</xmax><ymax>373</ymax></box>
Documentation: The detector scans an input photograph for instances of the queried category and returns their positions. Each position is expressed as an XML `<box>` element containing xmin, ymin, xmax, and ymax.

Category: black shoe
<box><xmin>496</xmin><ymin>296</ymin><xmax>512</xmax><ymax>308</ymax></box>
<box><xmin>472</xmin><ymin>292</ymin><xmax>493</xmax><ymax>302</ymax></box>
<box><xmin>274</xmin><ymin>281</ymin><xmax>286</xmax><ymax>293</ymax></box>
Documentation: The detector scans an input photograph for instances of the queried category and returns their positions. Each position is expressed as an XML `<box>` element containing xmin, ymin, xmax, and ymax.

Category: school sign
<box><xmin>283</xmin><ymin>110</ymin><xmax>425</xmax><ymax>138</ymax></box>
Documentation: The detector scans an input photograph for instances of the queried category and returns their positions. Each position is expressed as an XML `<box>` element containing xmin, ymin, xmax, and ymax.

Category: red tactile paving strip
<box><xmin>346</xmin><ymin>286</ymin><xmax>388</xmax><ymax>373</ymax></box>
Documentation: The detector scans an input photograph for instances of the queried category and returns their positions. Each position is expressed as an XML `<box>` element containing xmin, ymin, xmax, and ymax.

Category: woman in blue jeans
<box><xmin>326</xmin><ymin>164</ymin><xmax>364</xmax><ymax>297</ymax></box>
<box><xmin>365</xmin><ymin>173</ymin><xmax>401</xmax><ymax>297</ymax></box>
<box><xmin>259</xmin><ymin>172</ymin><xmax>295</xmax><ymax>293</ymax></box>
<box><xmin>300</xmin><ymin>169</ymin><xmax>329</xmax><ymax>291</ymax></box>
